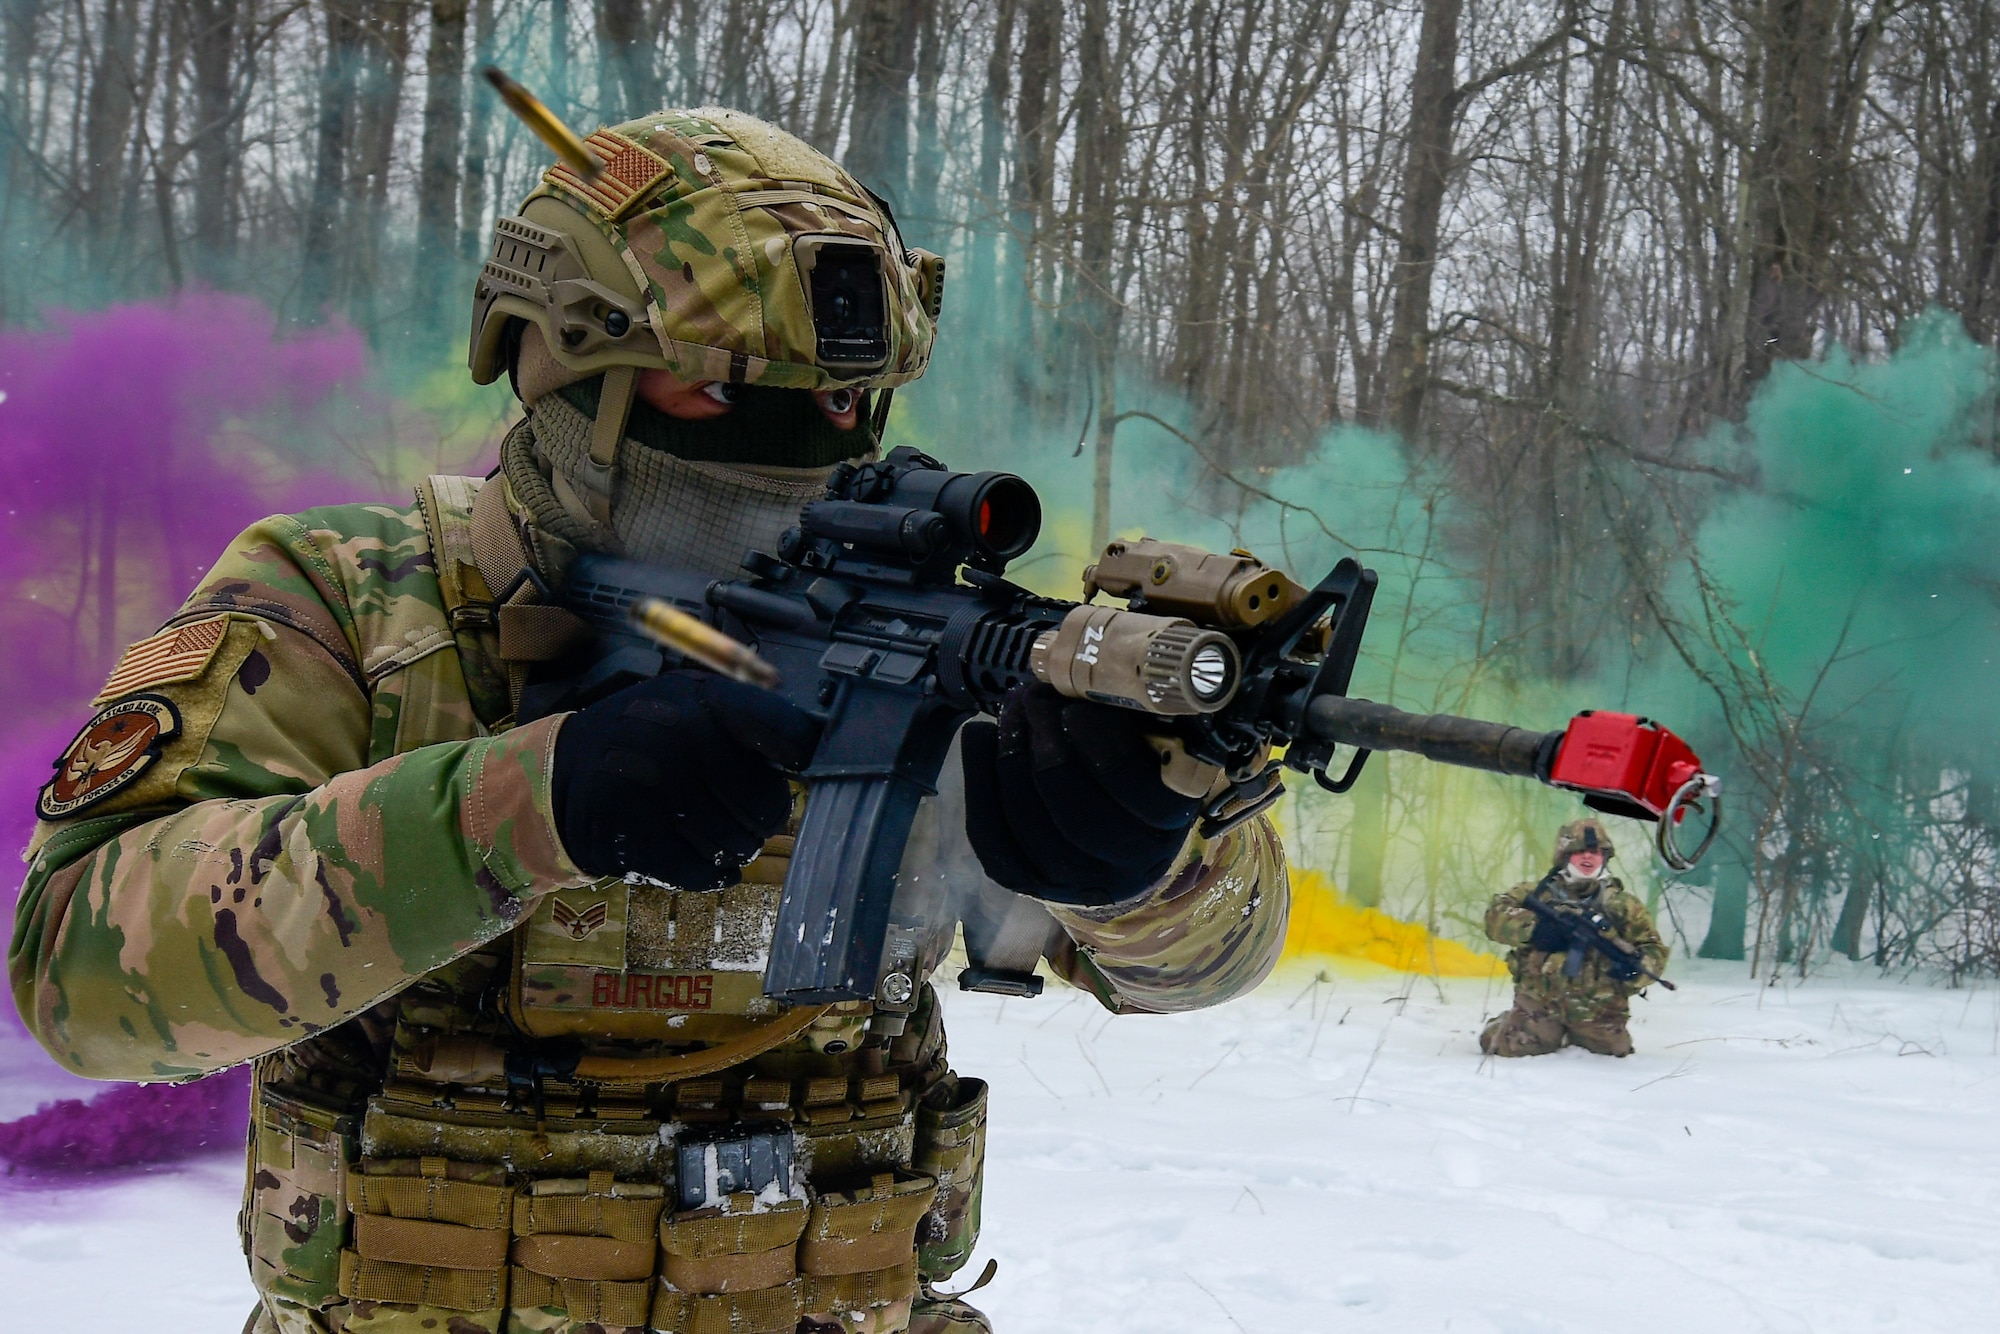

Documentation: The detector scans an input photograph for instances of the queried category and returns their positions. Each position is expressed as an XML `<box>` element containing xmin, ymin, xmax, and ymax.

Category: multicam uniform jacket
<box><xmin>9</xmin><ymin>475</ymin><xmax>1288</xmax><ymax>1334</ymax></box>
<box><xmin>1484</xmin><ymin>875</ymin><xmax>1668</xmax><ymax>1020</ymax></box>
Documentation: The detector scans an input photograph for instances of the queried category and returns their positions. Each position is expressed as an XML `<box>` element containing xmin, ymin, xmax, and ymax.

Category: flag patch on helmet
<box><xmin>545</xmin><ymin>130</ymin><xmax>675</xmax><ymax>221</ymax></box>
<box><xmin>92</xmin><ymin>614</ymin><xmax>229</xmax><ymax>704</ymax></box>
<box><xmin>39</xmin><ymin>695</ymin><xmax>181</xmax><ymax>819</ymax></box>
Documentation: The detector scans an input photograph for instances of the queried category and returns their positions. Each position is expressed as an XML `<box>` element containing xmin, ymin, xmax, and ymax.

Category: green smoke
<box><xmin>1657</xmin><ymin>313</ymin><xmax>2000</xmax><ymax>970</ymax></box>
<box><xmin>903</xmin><ymin>280</ymin><xmax>2000</xmax><ymax>971</ymax></box>
<box><xmin>1688</xmin><ymin>313</ymin><xmax>2000</xmax><ymax>753</ymax></box>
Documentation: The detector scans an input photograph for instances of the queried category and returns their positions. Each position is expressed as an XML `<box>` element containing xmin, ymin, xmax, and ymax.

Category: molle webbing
<box><xmin>339</xmin><ymin>1158</ymin><xmax>513</xmax><ymax>1313</ymax></box>
<box><xmin>512</xmin><ymin>1233</ymin><xmax>656</xmax><ymax>1280</ymax></box>
<box><xmin>661</xmin><ymin>1196</ymin><xmax>808</xmax><ymax>1292</ymax></box>
<box><xmin>355</xmin><ymin>1213</ymin><xmax>510</xmax><ymax>1269</ymax></box>
<box><xmin>799</xmin><ymin>1172</ymin><xmax>935</xmax><ymax>1275</ymax></box>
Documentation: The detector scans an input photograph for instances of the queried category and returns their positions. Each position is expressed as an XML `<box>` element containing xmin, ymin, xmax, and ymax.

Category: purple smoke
<box><xmin>1</xmin><ymin>293</ymin><xmax>378</xmax><ymax>1173</ymax></box>
<box><xmin>0</xmin><ymin>292</ymin><xmax>371</xmax><ymax>727</ymax></box>
<box><xmin>0</xmin><ymin>1072</ymin><xmax>251</xmax><ymax>1175</ymax></box>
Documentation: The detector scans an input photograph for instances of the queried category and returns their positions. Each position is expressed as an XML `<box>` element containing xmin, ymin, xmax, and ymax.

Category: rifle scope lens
<box><xmin>943</xmin><ymin>472</ymin><xmax>1040</xmax><ymax>561</ymax></box>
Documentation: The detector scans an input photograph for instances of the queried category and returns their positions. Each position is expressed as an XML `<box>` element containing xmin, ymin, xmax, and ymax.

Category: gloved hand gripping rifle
<box><xmin>521</xmin><ymin>447</ymin><xmax>1720</xmax><ymax>1005</ymax></box>
<box><xmin>1522</xmin><ymin>884</ymin><xmax>1677</xmax><ymax>990</ymax></box>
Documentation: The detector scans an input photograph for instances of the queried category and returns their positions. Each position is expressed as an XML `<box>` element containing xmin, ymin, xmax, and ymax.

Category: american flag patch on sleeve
<box><xmin>92</xmin><ymin>615</ymin><xmax>232</xmax><ymax>704</ymax></box>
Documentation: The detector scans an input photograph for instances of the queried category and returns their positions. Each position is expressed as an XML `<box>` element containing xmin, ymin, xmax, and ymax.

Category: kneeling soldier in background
<box><xmin>1480</xmin><ymin>819</ymin><xmax>1668</xmax><ymax>1058</ymax></box>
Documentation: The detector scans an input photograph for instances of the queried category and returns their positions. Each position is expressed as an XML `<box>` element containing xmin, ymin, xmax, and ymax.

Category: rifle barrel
<box><xmin>1303</xmin><ymin>696</ymin><xmax>1558</xmax><ymax>780</ymax></box>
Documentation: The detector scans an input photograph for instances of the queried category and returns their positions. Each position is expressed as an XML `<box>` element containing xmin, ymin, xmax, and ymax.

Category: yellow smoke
<box><xmin>1280</xmin><ymin>867</ymin><xmax>1506</xmax><ymax>978</ymax></box>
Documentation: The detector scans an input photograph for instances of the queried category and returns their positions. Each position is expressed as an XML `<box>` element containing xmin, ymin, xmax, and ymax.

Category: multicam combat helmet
<box><xmin>468</xmin><ymin>106</ymin><xmax>944</xmax><ymax>514</ymax></box>
<box><xmin>1554</xmin><ymin>818</ymin><xmax>1616</xmax><ymax>865</ymax></box>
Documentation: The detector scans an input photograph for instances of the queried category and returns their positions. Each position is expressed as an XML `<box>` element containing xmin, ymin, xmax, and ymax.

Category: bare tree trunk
<box><xmin>1013</xmin><ymin>0</ymin><xmax>1058</xmax><ymax>250</ymax></box>
<box><xmin>550</xmin><ymin>0</ymin><xmax>572</xmax><ymax>123</ymax></box>
<box><xmin>1375</xmin><ymin>0</ymin><xmax>1462</xmax><ymax>438</ymax></box>
<box><xmin>457</xmin><ymin>0</ymin><xmax>493</xmax><ymax>258</ymax></box>
<box><xmin>1525</xmin><ymin>0</ymin><xmax>1625</xmax><ymax>679</ymax></box>
<box><xmin>598</xmin><ymin>0</ymin><xmax>649</xmax><ymax>118</ymax></box>
<box><xmin>349</xmin><ymin>1</ymin><xmax>410</xmax><ymax>333</ymax></box>
<box><xmin>1345</xmin><ymin>760</ymin><xmax>1389</xmax><ymax>908</ymax></box>
<box><xmin>114</xmin><ymin>0</ymin><xmax>165</xmax><ymax>265</ymax></box>
<box><xmin>846</xmin><ymin>0</ymin><xmax>925</xmax><ymax>205</ymax></box>
<box><xmin>186</xmin><ymin>0</ymin><xmax>244</xmax><ymax>279</ymax></box>
<box><xmin>151</xmin><ymin>0</ymin><xmax>187</xmax><ymax>289</ymax></box>
<box><xmin>82</xmin><ymin>0</ymin><xmax>140</xmax><ymax>272</ymax></box>
<box><xmin>807</xmin><ymin>0</ymin><xmax>852</xmax><ymax>149</ymax></box>
<box><xmin>1966</xmin><ymin>92</ymin><xmax>2000</xmax><ymax>343</ymax></box>
<box><xmin>1011</xmin><ymin>0</ymin><xmax>1059</xmax><ymax>378</ymax></box>
<box><xmin>910</xmin><ymin>0</ymin><xmax>943</xmax><ymax>232</ymax></box>
<box><xmin>972</xmin><ymin>0</ymin><xmax>1015</xmax><ymax>312</ymax></box>
<box><xmin>1</xmin><ymin>0</ymin><xmax>38</xmax><ymax>138</ymax></box>
<box><xmin>1741</xmin><ymin>0</ymin><xmax>1885</xmax><ymax>389</ymax></box>
<box><xmin>716</xmin><ymin>2</ymin><xmax>749</xmax><ymax>107</ymax></box>
<box><xmin>1075</xmin><ymin>0</ymin><xmax>1120</xmax><ymax>552</ymax></box>
<box><xmin>301</xmin><ymin>2</ymin><xmax>361</xmax><ymax>319</ymax></box>
<box><xmin>417</xmin><ymin>0</ymin><xmax>468</xmax><ymax>324</ymax></box>
<box><xmin>0</xmin><ymin>0</ymin><xmax>42</xmax><ymax>315</ymax></box>
<box><xmin>671</xmin><ymin>0</ymin><xmax>700</xmax><ymax>103</ymax></box>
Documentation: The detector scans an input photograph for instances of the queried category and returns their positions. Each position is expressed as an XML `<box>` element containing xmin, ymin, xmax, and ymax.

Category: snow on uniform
<box><xmin>1479</xmin><ymin>825</ymin><xmax>1668</xmax><ymax>1057</ymax></box>
<box><xmin>9</xmin><ymin>477</ymin><xmax>1289</xmax><ymax>1334</ymax></box>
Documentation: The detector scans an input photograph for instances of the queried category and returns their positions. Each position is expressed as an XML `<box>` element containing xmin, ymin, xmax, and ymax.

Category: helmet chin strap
<box><xmin>572</xmin><ymin>364</ymin><xmax>636</xmax><ymax>526</ymax></box>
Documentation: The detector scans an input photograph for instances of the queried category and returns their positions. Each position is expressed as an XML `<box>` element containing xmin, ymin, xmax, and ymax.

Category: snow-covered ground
<box><xmin>6</xmin><ymin>960</ymin><xmax>1999</xmax><ymax>1332</ymax></box>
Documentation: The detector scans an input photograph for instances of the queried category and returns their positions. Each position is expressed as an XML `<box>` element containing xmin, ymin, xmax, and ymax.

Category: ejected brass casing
<box><xmin>630</xmin><ymin>597</ymin><xmax>782</xmax><ymax>690</ymax></box>
<box><xmin>482</xmin><ymin>66</ymin><xmax>603</xmax><ymax>181</ymax></box>
<box><xmin>1083</xmin><ymin>538</ymin><xmax>1306</xmax><ymax>628</ymax></box>
<box><xmin>1030</xmin><ymin>604</ymin><xmax>1239</xmax><ymax>715</ymax></box>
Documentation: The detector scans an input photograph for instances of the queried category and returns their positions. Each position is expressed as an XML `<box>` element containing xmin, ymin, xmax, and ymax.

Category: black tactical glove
<box><xmin>1527</xmin><ymin>909</ymin><xmax>1573</xmax><ymax>955</ymax></box>
<box><xmin>960</xmin><ymin>683</ymin><xmax>1201</xmax><ymax>907</ymax></box>
<box><xmin>1605</xmin><ymin>951</ymin><xmax>1644</xmax><ymax>983</ymax></box>
<box><xmin>552</xmin><ymin>671</ymin><xmax>819</xmax><ymax>888</ymax></box>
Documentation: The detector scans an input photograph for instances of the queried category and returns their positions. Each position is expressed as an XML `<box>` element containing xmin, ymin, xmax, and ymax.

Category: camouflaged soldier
<box><xmin>1479</xmin><ymin>819</ymin><xmax>1667</xmax><ymax>1058</ymax></box>
<box><xmin>10</xmin><ymin>108</ymin><xmax>1289</xmax><ymax>1334</ymax></box>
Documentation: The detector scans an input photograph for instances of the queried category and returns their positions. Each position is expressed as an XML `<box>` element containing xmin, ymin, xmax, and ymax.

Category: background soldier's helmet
<box><xmin>468</xmin><ymin>106</ymin><xmax>944</xmax><ymax>396</ymax></box>
<box><xmin>1554</xmin><ymin>818</ymin><xmax>1615</xmax><ymax>865</ymax></box>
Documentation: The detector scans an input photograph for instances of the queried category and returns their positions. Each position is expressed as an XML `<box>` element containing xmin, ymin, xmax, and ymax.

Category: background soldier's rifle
<box><xmin>1523</xmin><ymin>885</ymin><xmax>1677</xmax><ymax>990</ymax></box>
<box><xmin>521</xmin><ymin>446</ymin><xmax>1720</xmax><ymax>1005</ymax></box>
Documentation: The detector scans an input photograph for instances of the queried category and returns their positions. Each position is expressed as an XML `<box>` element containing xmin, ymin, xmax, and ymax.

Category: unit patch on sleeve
<box><xmin>39</xmin><ymin>695</ymin><xmax>182</xmax><ymax>819</ymax></box>
<box><xmin>92</xmin><ymin>614</ymin><xmax>230</xmax><ymax>704</ymax></box>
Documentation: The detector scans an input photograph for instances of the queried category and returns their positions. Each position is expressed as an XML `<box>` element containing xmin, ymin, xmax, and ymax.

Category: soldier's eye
<box><xmin>701</xmin><ymin>382</ymin><xmax>741</xmax><ymax>407</ymax></box>
<box><xmin>820</xmin><ymin>387</ymin><xmax>858</xmax><ymax>415</ymax></box>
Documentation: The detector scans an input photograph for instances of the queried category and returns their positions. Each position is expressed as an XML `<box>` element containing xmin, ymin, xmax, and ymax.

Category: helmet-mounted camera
<box><xmin>796</xmin><ymin>237</ymin><xmax>890</xmax><ymax>372</ymax></box>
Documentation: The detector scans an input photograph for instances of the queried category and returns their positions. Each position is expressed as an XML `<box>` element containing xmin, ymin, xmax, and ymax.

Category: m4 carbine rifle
<box><xmin>522</xmin><ymin>447</ymin><xmax>1720</xmax><ymax>1005</ymax></box>
<box><xmin>1523</xmin><ymin>885</ymin><xmax>1677</xmax><ymax>990</ymax></box>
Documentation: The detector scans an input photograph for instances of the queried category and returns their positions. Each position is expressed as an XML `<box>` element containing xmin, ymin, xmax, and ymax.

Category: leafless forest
<box><xmin>6</xmin><ymin>0</ymin><xmax>2000</xmax><ymax>978</ymax></box>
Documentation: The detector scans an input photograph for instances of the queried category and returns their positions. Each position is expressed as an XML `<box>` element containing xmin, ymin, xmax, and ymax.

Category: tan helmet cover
<box><xmin>469</xmin><ymin>106</ymin><xmax>943</xmax><ymax>395</ymax></box>
<box><xmin>1554</xmin><ymin>818</ymin><xmax>1616</xmax><ymax>864</ymax></box>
